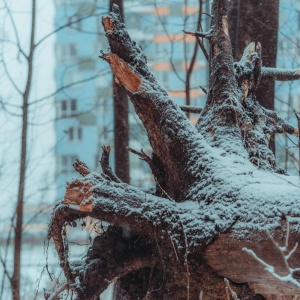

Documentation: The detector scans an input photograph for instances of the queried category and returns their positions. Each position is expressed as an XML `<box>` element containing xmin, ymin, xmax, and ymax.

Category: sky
<box><xmin>0</xmin><ymin>0</ymin><xmax>56</xmax><ymax>219</ymax></box>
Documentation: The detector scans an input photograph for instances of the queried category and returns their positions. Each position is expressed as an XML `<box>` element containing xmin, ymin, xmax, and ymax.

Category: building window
<box><xmin>55</xmin><ymin>0</ymin><xmax>78</xmax><ymax>8</ymax></box>
<box><xmin>78</xmin><ymin>60</ymin><xmax>96</xmax><ymax>71</ymax></box>
<box><xmin>67</xmin><ymin>15</ymin><xmax>82</xmax><ymax>31</ymax></box>
<box><xmin>64</xmin><ymin>70</ymin><xmax>82</xmax><ymax>86</ymax></box>
<box><xmin>57</xmin><ymin>154</ymin><xmax>77</xmax><ymax>173</ymax></box>
<box><xmin>71</xmin><ymin>99</ymin><xmax>77</xmax><ymax>114</ymax></box>
<box><xmin>59</xmin><ymin>99</ymin><xmax>77</xmax><ymax>118</ymax></box>
<box><xmin>68</xmin><ymin>126</ymin><xmax>83</xmax><ymax>141</ymax></box>
<box><xmin>157</xmin><ymin>71</ymin><xmax>169</xmax><ymax>88</ymax></box>
<box><xmin>56</xmin><ymin>44</ymin><xmax>78</xmax><ymax>63</ymax></box>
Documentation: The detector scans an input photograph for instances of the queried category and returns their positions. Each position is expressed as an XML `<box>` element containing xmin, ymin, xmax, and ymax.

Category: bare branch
<box><xmin>264</xmin><ymin>108</ymin><xmax>299</xmax><ymax>137</ymax></box>
<box><xmin>29</xmin><ymin>73</ymin><xmax>108</xmax><ymax>106</ymax></box>
<box><xmin>179</xmin><ymin>105</ymin><xmax>202</xmax><ymax>114</ymax></box>
<box><xmin>35</xmin><ymin>11</ymin><xmax>102</xmax><ymax>48</ymax></box>
<box><xmin>44</xmin><ymin>282</ymin><xmax>67</xmax><ymax>300</ymax></box>
<box><xmin>127</xmin><ymin>147</ymin><xmax>154</xmax><ymax>168</ymax></box>
<box><xmin>199</xmin><ymin>85</ymin><xmax>208</xmax><ymax>95</ymax></box>
<box><xmin>99</xmin><ymin>146</ymin><xmax>122</xmax><ymax>183</ymax></box>
<box><xmin>243</xmin><ymin>220</ymin><xmax>300</xmax><ymax>288</ymax></box>
<box><xmin>3</xmin><ymin>0</ymin><xmax>28</xmax><ymax>59</ymax></box>
<box><xmin>73</xmin><ymin>159</ymin><xmax>91</xmax><ymax>177</ymax></box>
<box><xmin>195</xmin><ymin>36</ymin><xmax>209</xmax><ymax>61</ymax></box>
<box><xmin>1</xmin><ymin>55</ymin><xmax>23</xmax><ymax>96</ymax></box>
<box><xmin>262</xmin><ymin>67</ymin><xmax>300</xmax><ymax>81</ymax></box>
<box><xmin>183</xmin><ymin>30</ymin><xmax>212</xmax><ymax>39</ymax></box>
<box><xmin>185</xmin><ymin>1</ymin><xmax>202</xmax><ymax>116</ymax></box>
<box><xmin>0</xmin><ymin>254</ymin><xmax>12</xmax><ymax>285</ymax></box>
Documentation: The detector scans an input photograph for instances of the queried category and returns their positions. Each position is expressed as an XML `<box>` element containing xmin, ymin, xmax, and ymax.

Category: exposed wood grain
<box><xmin>205</xmin><ymin>231</ymin><xmax>300</xmax><ymax>295</ymax></box>
<box><xmin>102</xmin><ymin>53</ymin><xmax>141</xmax><ymax>93</ymax></box>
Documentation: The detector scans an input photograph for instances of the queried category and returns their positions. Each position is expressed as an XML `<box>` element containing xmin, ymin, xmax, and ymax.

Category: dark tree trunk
<box><xmin>110</xmin><ymin>0</ymin><xmax>130</xmax><ymax>184</ymax></box>
<box><xmin>228</xmin><ymin>0</ymin><xmax>279</xmax><ymax>151</ymax></box>
<box><xmin>228</xmin><ymin>0</ymin><xmax>279</xmax><ymax>109</ymax></box>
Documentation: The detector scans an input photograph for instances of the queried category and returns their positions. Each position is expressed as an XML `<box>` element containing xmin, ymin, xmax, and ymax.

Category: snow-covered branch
<box><xmin>262</xmin><ymin>67</ymin><xmax>300</xmax><ymax>81</ymax></box>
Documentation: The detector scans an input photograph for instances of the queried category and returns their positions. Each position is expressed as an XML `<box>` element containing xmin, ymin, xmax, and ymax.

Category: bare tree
<box><xmin>11</xmin><ymin>1</ymin><xmax>36</xmax><ymax>299</ymax></box>
<box><xmin>0</xmin><ymin>1</ymin><xmax>111</xmax><ymax>299</ymax></box>
<box><xmin>47</xmin><ymin>1</ymin><xmax>300</xmax><ymax>299</ymax></box>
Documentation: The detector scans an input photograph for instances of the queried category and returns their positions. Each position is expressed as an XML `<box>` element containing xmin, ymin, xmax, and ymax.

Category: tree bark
<box><xmin>228</xmin><ymin>0</ymin><xmax>279</xmax><ymax>110</ymax></box>
<box><xmin>109</xmin><ymin>0</ymin><xmax>130</xmax><ymax>184</ymax></box>
<box><xmin>228</xmin><ymin>0</ymin><xmax>279</xmax><ymax>152</ymax></box>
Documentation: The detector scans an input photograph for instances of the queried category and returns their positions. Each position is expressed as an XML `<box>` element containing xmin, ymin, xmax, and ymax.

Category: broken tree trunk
<box><xmin>47</xmin><ymin>1</ymin><xmax>300</xmax><ymax>299</ymax></box>
<box><xmin>228</xmin><ymin>0</ymin><xmax>279</xmax><ymax>153</ymax></box>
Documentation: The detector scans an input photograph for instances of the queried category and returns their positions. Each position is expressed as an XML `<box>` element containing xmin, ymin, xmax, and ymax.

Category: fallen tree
<box><xmin>46</xmin><ymin>1</ymin><xmax>300</xmax><ymax>299</ymax></box>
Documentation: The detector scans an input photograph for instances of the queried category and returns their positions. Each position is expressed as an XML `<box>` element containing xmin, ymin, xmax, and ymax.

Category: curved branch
<box><xmin>183</xmin><ymin>30</ymin><xmax>212</xmax><ymax>39</ymax></box>
<box><xmin>72</xmin><ymin>226</ymin><xmax>157</xmax><ymax>299</ymax></box>
<box><xmin>100</xmin><ymin>145</ymin><xmax>122</xmax><ymax>183</ymax></box>
<box><xmin>3</xmin><ymin>0</ymin><xmax>28</xmax><ymax>60</ymax></box>
<box><xmin>264</xmin><ymin>108</ymin><xmax>299</xmax><ymax>137</ymax></box>
<box><xmin>195</xmin><ymin>36</ymin><xmax>209</xmax><ymax>61</ymax></box>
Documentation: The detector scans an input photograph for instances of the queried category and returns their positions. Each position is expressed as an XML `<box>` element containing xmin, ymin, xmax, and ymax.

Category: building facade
<box><xmin>53</xmin><ymin>0</ymin><xmax>208</xmax><ymax>200</ymax></box>
<box><xmin>275</xmin><ymin>0</ymin><xmax>300</xmax><ymax>174</ymax></box>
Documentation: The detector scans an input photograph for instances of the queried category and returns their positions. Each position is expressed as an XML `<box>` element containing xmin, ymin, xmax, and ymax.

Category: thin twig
<box><xmin>199</xmin><ymin>85</ymin><xmax>208</xmax><ymax>95</ymax></box>
<box><xmin>180</xmin><ymin>105</ymin><xmax>202</xmax><ymax>114</ymax></box>
<box><xmin>183</xmin><ymin>30</ymin><xmax>211</xmax><ymax>39</ymax></box>
<box><xmin>196</xmin><ymin>36</ymin><xmax>209</xmax><ymax>61</ymax></box>
<box><xmin>168</xmin><ymin>234</ymin><xmax>179</xmax><ymax>262</ymax></box>
<box><xmin>224</xmin><ymin>278</ymin><xmax>239</xmax><ymax>300</ymax></box>
<box><xmin>45</xmin><ymin>282</ymin><xmax>67</xmax><ymax>300</ymax></box>
<box><xmin>243</xmin><ymin>219</ymin><xmax>300</xmax><ymax>288</ymax></box>
<box><xmin>0</xmin><ymin>254</ymin><xmax>12</xmax><ymax>285</ymax></box>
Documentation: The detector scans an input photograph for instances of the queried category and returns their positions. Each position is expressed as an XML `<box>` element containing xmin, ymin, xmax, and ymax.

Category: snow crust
<box><xmin>75</xmin><ymin>133</ymin><xmax>300</xmax><ymax>249</ymax></box>
<box><xmin>65</xmin><ymin>7</ymin><xmax>300</xmax><ymax>250</ymax></box>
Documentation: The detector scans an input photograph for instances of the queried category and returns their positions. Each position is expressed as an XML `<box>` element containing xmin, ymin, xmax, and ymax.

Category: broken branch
<box><xmin>100</xmin><ymin>145</ymin><xmax>122</xmax><ymax>183</ymax></box>
<box><xmin>73</xmin><ymin>159</ymin><xmax>91</xmax><ymax>177</ymax></box>
<box><xmin>180</xmin><ymin>105</ymin><xmax>202</xmax><ymax>114</ymax></box>
<box><xmin>262</xmin><ymin>67</ymin><xmax>300</xmax><ymax>81</ymax></box>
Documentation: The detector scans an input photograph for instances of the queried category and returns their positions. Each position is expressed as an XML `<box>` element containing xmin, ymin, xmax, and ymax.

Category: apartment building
<box><xmin>275</xmin><ymin>0</ymin><xmax>300</xmax><ymax>173</ymax></box>
<box><xmin>53</xmin><ymin>0</ymin><xmax>208</xmax><ymax>200</ymax></box>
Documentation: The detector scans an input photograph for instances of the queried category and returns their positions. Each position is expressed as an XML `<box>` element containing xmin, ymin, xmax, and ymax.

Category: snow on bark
<box><xmin>46</xmin><ymin>1</ymin><xmax>300</xmax><ymax>298</ymax></box>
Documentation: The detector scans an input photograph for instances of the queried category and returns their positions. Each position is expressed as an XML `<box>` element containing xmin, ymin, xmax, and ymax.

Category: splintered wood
<box><xmin>102</xmin><ymin>16</ymin><xmax>141</xmax><ymax>93</ymax></box>
<box><xmin>102</xmin><ymin>52</ymin><xmax>141</xmax><ymax>93</ymax></box>
<box><xmin>63</xmin><ymin>180</ymin><xmax>93</xmax><ymax>212</ymax></box>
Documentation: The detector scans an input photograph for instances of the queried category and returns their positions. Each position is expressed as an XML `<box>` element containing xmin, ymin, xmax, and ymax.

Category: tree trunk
<box><xmin>12</xmin><ymin>1</ymin><xmax>36</xmax><ymax>299</ymax></box>
<box><xmin>110</xmin><ymin>0</ymin><xmax>130</xmax><ymax>184</ymax></box>
<box><xmin>46</xmin><ymin>1</ymin><xmax>300</xmax><ymax>299</ymax></box>
<box><xmin>228</xmin><ymin>0</ymin><xmax>279</xmax><ymax>152</ymax></box>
